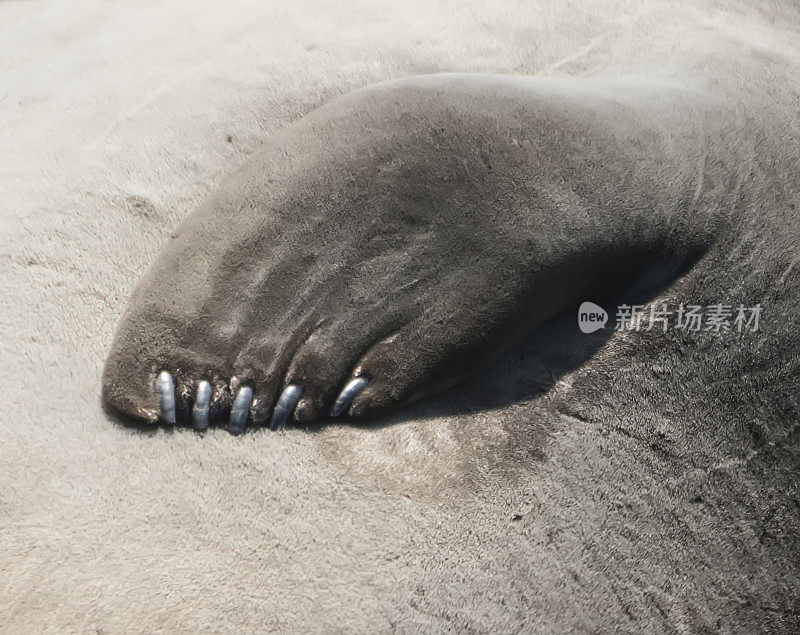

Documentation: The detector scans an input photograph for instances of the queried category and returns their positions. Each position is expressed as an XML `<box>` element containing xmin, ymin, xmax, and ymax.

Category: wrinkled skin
<box><xmin>101</xmin><ymin>73</ymin><xmax>784</xmax><ymax>430</ymax></box>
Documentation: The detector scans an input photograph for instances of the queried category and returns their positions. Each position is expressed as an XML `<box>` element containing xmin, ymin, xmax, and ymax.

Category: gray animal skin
<box><xmin>102</xmin><ymin>73</ymin><xmax>799</xmax><ymax>436</ymax></box>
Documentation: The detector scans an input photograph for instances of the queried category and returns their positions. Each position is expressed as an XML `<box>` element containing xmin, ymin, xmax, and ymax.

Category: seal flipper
<box><xmin>103</xmin><ymin>74</ymin><xmax>720</xmax><ymax>431</ymax></box>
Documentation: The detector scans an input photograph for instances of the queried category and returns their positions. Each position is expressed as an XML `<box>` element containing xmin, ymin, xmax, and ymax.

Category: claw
<box><xmin>228</xmin><ymin>385</ymin><xmax>253</xmax><ymax>435</ymax></box>
<box><xmin>157</xmin><ymin>370</ymin><xmax>176</xmax><ymax>424</ymax></box>
<box><xmin>270</xmin><ymin>384</ymin><xmax>303</xmax><ymax>430</ymax></box>
<box><xmin>192</xmin><ymin>380</ymin><xmax>212</xmax><ymax>431</ymax></box>
<box><xmin>329</xmin><ymin>377</ymin><xmax>369</xmax><ymax>417</ymax></box>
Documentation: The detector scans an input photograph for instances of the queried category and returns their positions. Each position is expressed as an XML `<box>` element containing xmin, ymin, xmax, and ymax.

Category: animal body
<box><xmin>102</xmin><ymin>73</ymin><xmax>800</xmax><ymax>435</ymax></box>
